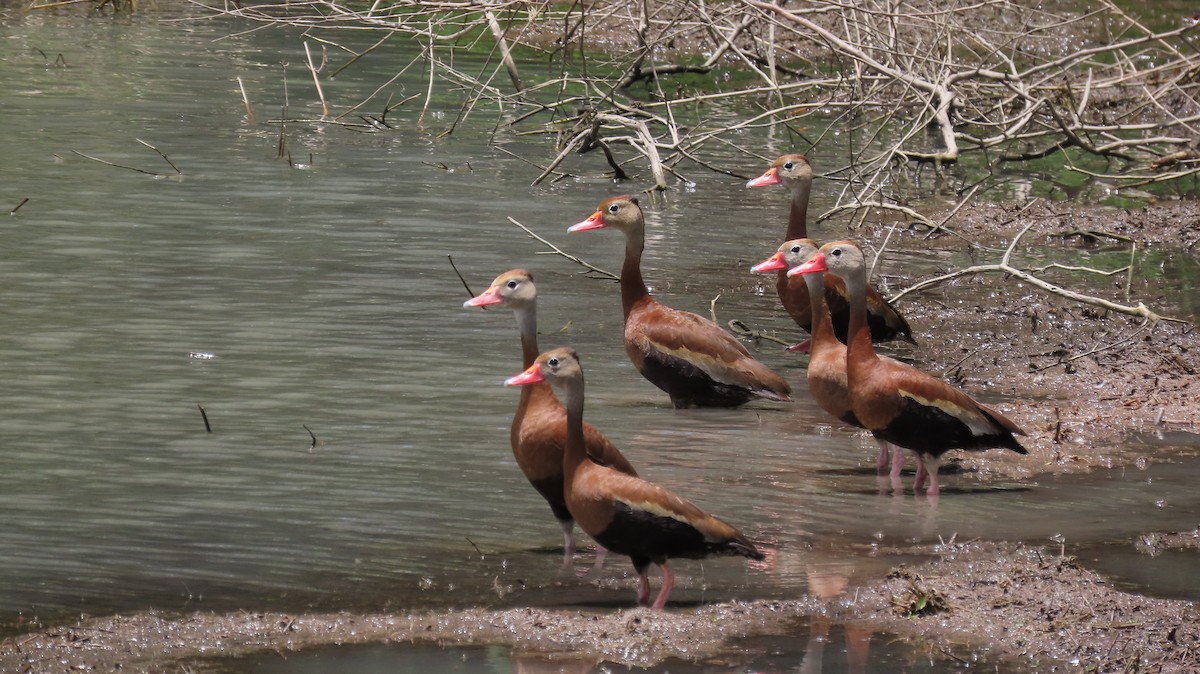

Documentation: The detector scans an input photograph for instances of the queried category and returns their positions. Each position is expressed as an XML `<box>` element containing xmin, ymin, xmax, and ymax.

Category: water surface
<box><xmin>213</xmin><ymin>626</ymin><xmax>1026</xmax><ymax>674</ymax></box>
<box><xmin>0</xmin><ymin>3</ymin><xmax>1196</xmax><ymax>658</ymax></box>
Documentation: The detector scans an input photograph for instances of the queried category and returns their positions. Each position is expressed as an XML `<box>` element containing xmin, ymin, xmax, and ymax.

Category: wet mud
<box><xmin>3</xmin><ymin>543</ymin><xmax>1197</xmax><ymax>673</ymax></box>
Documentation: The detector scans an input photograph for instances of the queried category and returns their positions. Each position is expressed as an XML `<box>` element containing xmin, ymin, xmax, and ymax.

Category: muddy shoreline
<box><xmin>2</xmin><ymin>200</ymin><xmax>1197</xmax><ymax>672</ymax></box>
<box><xmin>4</xmin><ymin>541</ymin><xmax>1198</xmax><ymax>672</ymax></box>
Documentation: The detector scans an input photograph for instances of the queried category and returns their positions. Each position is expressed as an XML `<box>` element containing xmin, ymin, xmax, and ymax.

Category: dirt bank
<box><xmin>844</xmin><ymin>541</ymin><xmax>1200</xmax><ymax>673</ymax></box>
<box><xmin>3</xmin><ymin>542</ymin><xmax>1197</xmax><ymax>672</ymax></box>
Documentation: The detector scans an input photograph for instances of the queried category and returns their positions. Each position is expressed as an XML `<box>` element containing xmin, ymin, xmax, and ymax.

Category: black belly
<box><xmin>640</xmin><ymin>352</ymin><xmax>754</xmax><ymax>409</ymax></box>
<box><xmin>593</xmin><ymin>501</ymin><xmax>713</xmax><ymax>572</ymax></box>
<box><xmin>877</xmin><ymin>397</ymin><xmax>1013</xmax><ymax>457</ymax></box>
<box><xmin>530</xmin><ymin>475</ymin><xmax>572</xmax><ymax>523</ymax></box>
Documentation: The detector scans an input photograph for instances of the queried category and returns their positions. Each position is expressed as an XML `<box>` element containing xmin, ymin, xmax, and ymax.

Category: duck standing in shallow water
<box><xmin>506</xmin><ymin>347</ymin><xmax>765</xmax><ymax>608</ymax></box>
<box><xmin>465</xmin><ymin>269</ymin><xmax>638</xmax><ymax>566</ymax></box>
<box><xmin>789</xmin><ymin>241</ymin><xmax>1028</xmax><ymax>495</ymax></box>
<box><xmin>747</xmin><ymin>154</ymin><xmax>916</xmax><ymax>348</ymax></box>
<box><xmin>752</xmin><ymin>239</ymin><xmax>903</xmax><ymax>475</ymax></box>
<box><xmin>569</xmin><ymin>195</ymin><xmax>792</xmax><ymax>408</ymax></box>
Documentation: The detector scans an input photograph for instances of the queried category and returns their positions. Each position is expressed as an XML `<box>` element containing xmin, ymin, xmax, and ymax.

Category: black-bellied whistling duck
<box><xmin>569</xmin><ymin>196</ymin><xmax>792</xmax><ymax>409</ymax></box>
<box><xmin>751</xmin><ymin>239</ymin><xmax>903</xmax><ymax>476</ymax></box>
<box><xmin>747</xmin><ymin>154</ymin><xmax>916</xmax><ymax>347</ymax></box>
<box><xmin>465</xmin><ymin>270</ymin><xmax>638</xmax><ymax>564</ymax></box>
<box><xmin>789</xmin><ymin>241</ymin><xmax>1028</xmax><ymax>495</ymax></box>
<box><xmin>506</xmin><ymin>347</ymin><xmax>764</xmax><ymax>608</ymax></box>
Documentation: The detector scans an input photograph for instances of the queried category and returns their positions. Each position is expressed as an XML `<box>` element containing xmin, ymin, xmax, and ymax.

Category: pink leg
<box><xmin>786</xmin><ymin>338</ymin><xmax>812</xmax><ymax>353</ymax></box>
<box><xmin>877</xmin><ymin>469</ymin><xmax>903</xmax><ymax>495</ymax></box>
<box><xmin>890</xmin><ymin>446</ymin><xmax>907</xmax><ymax>480</ymax></box>
<box><xmin>875</xmin><ymin>439</ymin><xmax>891</xmax><ymax>473</ymax></box>
<box><xmin>877</xmin><ymin>446</ymin><xmax>904</xmax><ymax>494</ymax></box>
<box><xmin>579</xmin><ymin>545</ymin><xmax>608</xmax><ymax>578</ymax></box>
<box><xmin>650</xmin><ymin>563</ymin><xmax>675</xmax><ymax>610</ymax></box>
<box><xmin>923</xmin><ymin>455</ymin><xmax>941</xmax><ymax>497</ymax></box>
<box><xmin>912</xmin><ymin>459</ymin><xmax>927</xmax><ymax>494</ymax></box>
<box><xmin>889</xmin><ymin>446</ymin><xmax>904</xmax><ymax>476</ymax></box>
<box><xmin>559</xmin><ymin>521</ymin><xmax>576</xmax><ymax>567</ymax></box>
<box><xmin>636</xmin><ymin>572</ymin><xmax>651</xmax><ymax>607</ymax></box>
<box><xmin>592</xmin><ymin>545</ymin><xmax>608</xmax><ymax>571</ymax></box>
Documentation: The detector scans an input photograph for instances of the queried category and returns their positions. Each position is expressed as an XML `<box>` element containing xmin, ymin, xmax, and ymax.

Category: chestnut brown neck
<box><xmin>559</xmin><ymin>376</ymin><xmax>587</xmax><ymax>475</ymax></box>
<box><xmin>514</xmin><ymin>304</ymin><xmax>539</xmax><ymax>368</ymax></box>
<box><xmin>843</xmin><ymin>266</ymin><xmax>879</xmax><ymax>369</ymax></box>
<box><xmin>803</xmin><ymin>269</ymin><xmax>836</xmax><ymax>346</ymax></box>
<box><xmin>786</xmin><ymin>179</ymin><xmax>812</xmax><ymax>239</ymax></box>
<box><xmin>511</xmin><ymin>304</ymin><xmax>542</xmax><ymax>427</ymax></box>
<box><xmin>620</xmin><ymin>220</ymin><xmax>651</xmax><ymax>319</ymax></box>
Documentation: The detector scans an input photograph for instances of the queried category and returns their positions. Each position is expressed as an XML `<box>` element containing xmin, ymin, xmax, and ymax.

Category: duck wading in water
<box><xmin>506</xmin><ymin>347</ymin><xmax>765</xmax><ymax>608</ymax></box>
<box><xmin>789</xmin><ymin>241</ymin><xmax>1027</xmax><ymax>496</ymax></box>
<box><xmin>465</xmin><ymin>269</ymin><xmax>638</xmax><ymax>568</ymax></box>
<box><xmin>747</xmin><ymin>154</ymin><xmax>915</xmax><ymax>350</ymax></box>
<box><xmin>569</xmin><ymin>196</ymin><xmax>792</xmax><ymax>408</ymax></box>
<box><xmin>751</xmin><ymin>239</ymin><xmax>903</xmax><ymax>476</ymax></box>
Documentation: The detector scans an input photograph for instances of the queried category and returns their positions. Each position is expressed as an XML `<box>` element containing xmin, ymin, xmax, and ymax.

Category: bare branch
<box><xmin>890</xmin><ymin>225</ymin><xmax>1186</xmax><ymax>325</ymax></box>
<box><xmin>506</xmin><ymin>217</ymin><xmax>619</xmax><ymax>281</ymax></box>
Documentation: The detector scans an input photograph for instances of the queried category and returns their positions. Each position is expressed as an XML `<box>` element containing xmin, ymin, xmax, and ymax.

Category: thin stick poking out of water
<box><xmin>10</xmin><ymin>198</ymin><xmax>29</xmax><ymax>215</ymax></box>
<box><xmin>465</xmin><ymin>537</ymin><xmax>484</xmax><ymax>559</ymax></box>
<box><xmin>303</xmin><ymin>41</ymin><xmax>329</xmax><ymax>118</ymax></box>
<box><xmin>72</xmin><ymin>150</ymin><xmax>159</xmax><ymax>176</ymax></box>
<box><xmin>73</xmin><ymin>139</ymin><xmax>181</xmax><ymax>177</ymax></box>
<box><xmin>237</xmin><ymin>76</ymin><xmax>254</xmax><ymax>123</ymax></box>
<box><xmin>447</xmin><ymin>255</ymin><xmax>476</xmax><ymax>301</ymax></box>
<box><xmin>197</xmin><ymin>404</ymin><xmax>212</xmax><ymax>433</ymax></box>
<box><xmin>506</xmin><ymin>217</ymin><xmax>618</xmax><ymax>282</ymax></box>
<box><xmin>136</xmin><ymin>139</ymin><xmax>180</xmax><ymax>174</ymax></box>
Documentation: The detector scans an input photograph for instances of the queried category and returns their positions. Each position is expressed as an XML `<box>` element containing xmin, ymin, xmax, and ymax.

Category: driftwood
<box><xmin>194</xmin><ymin>0</ymin><xmax>1200</xmax><ymax>191</ymax></box>
<box><xmin>888</xmin><ymin>222</ymin><xmax>1187</xmax><ymax>325</ymax></box>
<box><xmin>190</xmin><ymin>0</ymin><xmax>1197</xmax><ymax>323</ymax></box>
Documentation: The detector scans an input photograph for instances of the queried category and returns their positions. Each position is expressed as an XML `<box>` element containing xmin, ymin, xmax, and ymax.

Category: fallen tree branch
<box><xmin>890</xmin><ymin>223</ymin><xmax>1187</xmax><ymax>325</ymax></box>
<box><xmin>198</xmin><ymin>0</ymin><xmax>1200</xmax><ymax>199</ymax></box>
<box><xmin>483</xmin><ymin>9</ymin><xmax>523</xmax><ymax>96</ymax></box>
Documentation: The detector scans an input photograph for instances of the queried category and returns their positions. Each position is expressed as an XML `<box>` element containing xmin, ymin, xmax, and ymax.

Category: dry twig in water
<box><xmin>73</xmin><ymin>138</ymin><xmax>181</xmax><ymax>177</ymax></box>
<box><xmin>506</xmin><ymin>216</ymin><xmax>618</xmax><ymax>281</ymax></box>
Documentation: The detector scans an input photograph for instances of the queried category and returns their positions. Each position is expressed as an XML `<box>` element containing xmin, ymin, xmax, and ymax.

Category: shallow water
<box><xmin>213</xmin><ymin>624</ymin><xmax>1025</xmax><ymax>674</ymax></box>
<box><xmin>0</xmin><ymin>3</ymin><xmax>1197</xmax><ymax>667</ymax></box>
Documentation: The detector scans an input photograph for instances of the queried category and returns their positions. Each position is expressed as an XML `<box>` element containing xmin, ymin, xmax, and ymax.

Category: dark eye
<box><xmin>506</xmin><ymin>280</ymin><xmax>518</xmax><ymax>289</ymax></box>
<box><xmin>608</xmin><ymin>203</ymin><xmax>619</xmax><ymax>213</ymax></box>
<box><xmin>783</xmin><ymin>161</ymin><xmax>794</xmax><ymax>170</ymax></box>
<box><xmin>789</xmin><ymin>245</ymin><xmax>801</xmax><ymax>254</ymax></box>
<box><xmin>831</xmin><ymin>247</ymin><xmax>843</xmax><ymax>257</ymax></box>
<box><xmin>548</xmin><ymin>357</ymin><xmax>560</xmax><ymax>368</ymax></box>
